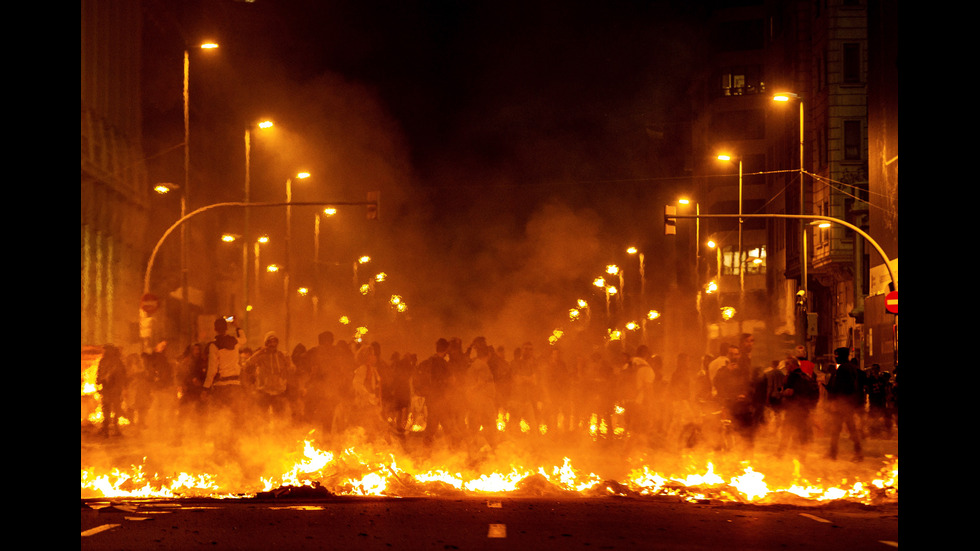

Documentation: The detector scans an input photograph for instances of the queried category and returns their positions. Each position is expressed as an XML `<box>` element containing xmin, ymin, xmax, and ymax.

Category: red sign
<box><xmin>884</xmin><ymin>291</ymin><xmax>898</xmax><ymax>314</ymax></box>
<box><xmin>141</xmin><ymin>293</ymin><xmax>159</xmax><ymax>315</ymax></box>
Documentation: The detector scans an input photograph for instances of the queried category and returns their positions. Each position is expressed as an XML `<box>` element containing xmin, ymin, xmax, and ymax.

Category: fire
<box><xmin>82</xmin><ymin>426</ymin><xmax>898</xmax><ymax>506</ymax></box>
<box><xmin>82</xmin><ymin>346</ymin><xmax>897</xmax><ymax>508</ymax></box>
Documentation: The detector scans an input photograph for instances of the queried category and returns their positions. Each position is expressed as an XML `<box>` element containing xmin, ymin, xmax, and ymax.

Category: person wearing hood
<box><xmin>243</xmin><ymin>331</ymin><xmax>292</xmax><ymax>418</ymax></box>
<box><xmin>203</xmin><ymin>317</ymin><xmax>246</xmax><ymax>413</ymax></box>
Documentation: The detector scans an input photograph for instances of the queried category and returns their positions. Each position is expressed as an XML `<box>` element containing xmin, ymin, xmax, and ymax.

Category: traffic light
<box><xmin>664</xmin><ymin>205</ymin><xmax>676</xmax><ymax>235</ymax></box>
<box><xmin>366</xmin><ymin>191</ymin><xmax>380</xmax><ymax>220</ymax></box>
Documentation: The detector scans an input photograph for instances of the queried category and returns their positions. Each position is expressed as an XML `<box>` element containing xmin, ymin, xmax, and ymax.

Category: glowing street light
<box><xmin>243</xmin><ymin>117</ymin><xmax>274</xmax><ymax>340</ymax></box>
<box><xmin>716</xmin><ymin>153</ymin><xmax>745</xmax><ymax>328</ymax></box>
<box><xmin>627</xmin><ymin>246</ymin><xmax>645</xmax><ymax>320</ymax></box>
<box><xmin>154</xmin><ymin>183</ymin><xmax>177</xmax><ymax>195</ymax></box>
<box><xmin>773</xmin><ymin>91</ymin><xmax>808</xmax><ymax>345</ymax></box>
<box><xmin>285</xmin><ymin>170</ymin><xmax>311</xmax><ymax>349</ymax></box>
<box><xmin>721</xmin><ymin>306</ymin><xmax>737</xmax><ymax>321</ymax></box>
<box><xmin>176</xmin><ymin>41</ymin><xmax>219</xmax><ymax>348</ymax></box>
<box><xmin>253</xmin><ymin>235</ymin><xmax>269</xmax><ymax>304</ymax></box>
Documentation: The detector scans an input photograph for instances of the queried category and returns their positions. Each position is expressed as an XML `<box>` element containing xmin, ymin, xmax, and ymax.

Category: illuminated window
<box><xmin>721</xmin><ymin>245</ymin><xmax>767</xmax><ymax>275</ymax></box>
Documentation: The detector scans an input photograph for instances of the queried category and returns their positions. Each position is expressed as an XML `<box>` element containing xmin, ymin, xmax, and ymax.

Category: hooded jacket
<box><xmin>204</xmin><ymin>328</ymin><xmax>245</xmax><ymax>388</ymax></box>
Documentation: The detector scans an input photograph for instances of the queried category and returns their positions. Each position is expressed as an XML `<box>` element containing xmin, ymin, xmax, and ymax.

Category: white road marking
<box><xmin>81</xmin><ymin>524</ymin><xmax>120</xmax><ymax>537</ymax></box>
<box><xmin>488</xmin><ymin>524</ymin><xmax>507</xmax><ymax>538</ymax></box>
<box><xmin>799</xmin><ymin>513</ymin><xmax>832</xmax><ymax>523</ymax></box>
<box><xmin>879</xmin><ymin>541</ymin><xmax>898</xmax><ymax>548</ymax></box>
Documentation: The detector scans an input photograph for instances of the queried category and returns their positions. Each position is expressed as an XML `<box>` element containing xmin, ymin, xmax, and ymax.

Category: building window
<box><xmin>843</xmin><ymin>43</ymin><xmax>861</xmax><ymax>83</ymax></box>
<box><xmin>844</xmin><ymin>120</ymin><xmax>862</xmax><ymax>160</ymax></box>
<box><xmin>719</xmin><ymin>65</ymin><xmax>763</xmax><ymax>96</ymax></box>
<box><xmin>721</xmin><ymin>245</ymin><xmax>767</xmax><ymax>276</ymax></box>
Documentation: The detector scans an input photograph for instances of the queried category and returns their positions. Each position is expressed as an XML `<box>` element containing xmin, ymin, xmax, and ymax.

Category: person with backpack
<box><xmin>824</xmin><ymin>347</ymin><xmax>864</xmax><ymax>461</ymax></box>
<box><xmin>776</xmin><ymin>356</ymin><xmax>819</xmax><ymax>458</ymax></box>
<box><xmin>242</xmin><ymin>331</ymin><xmax>292</xmax><ymax>419</ymax></box>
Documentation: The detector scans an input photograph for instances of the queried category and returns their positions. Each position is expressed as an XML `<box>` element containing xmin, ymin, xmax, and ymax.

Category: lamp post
<box><xmin>626</xmin><ymin>246</ymin><xmax>645</xmax><ymax>343</ymax></box>
<box><xmin>253</xmin><ymin>235</ymin><xmax>269</xmax><ymax>304</ymax></box>
<box><xmin>606</xmin><ymin>264</ymin><xmax>624</xmax><ymax>316</ymax></box>
<box><xmin>313</xmin><ymin>207</ymin><xmax>337</xmax><ymax>327</ymax></box>
<box><xmin>716</xmin><ymin>154</ymin><xmax>744</xmax><ymax>331</ymax></box>
<box><xmin>679</xmin><ymin>197</ymin><xmax>708</xmax><ymax>353</ymax></box>
<box><xmin>626</xmin><ymin>247</ymin><xmax>645</xmax><ymax>311</ymax></box>
<box><xmin>243</xmin><ymin>119</ymin><xmax>274</xmax><ymax>341</ymax></box>
<box><xmin>284</xmin><ymin>172</ymin><xmax>311</xmax><ymax>350</ymax></box>
<box><xmin>773</xmin><ymin>92</ymin><xmax>808</xmax><ymax>345</ymax></box>
<box><xmin>180</xmin><ymin>41</ymin><xmax>217</xmax><ymax>347</ymax></box>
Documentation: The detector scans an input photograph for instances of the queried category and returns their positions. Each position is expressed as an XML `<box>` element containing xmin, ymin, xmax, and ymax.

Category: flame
<box><xmin>82</xmin><ymin>387</ymin><xmax>898</xmax><ymax>507</ymax></box>
<box><xmin>82</xmin><ymin>430</ymin><xmax>898</xmax><ymax>506</ymax></box>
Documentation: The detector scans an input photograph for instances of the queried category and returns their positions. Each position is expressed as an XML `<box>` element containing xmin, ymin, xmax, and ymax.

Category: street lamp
<box><xmin>241</xmin><ymin>119</ymin><xmax>274</xmax><ymax>341</ymax></box>
<box><xmin>606</xmin><ymin>264</ymin><xmax>625</xmax><ymax>314</ymax></box>
<box><xmin>354</xmin><ymin>255</ymin><xmax>371</xmax><ymax>287</ymax></box>
<box><xmin>313</xmin><ymin>206</ymin><xmax>336</xmax><ymax>326</ymax></box>
<box><xmin>716</xmin><ymin>153</ymin><xmax>745</xmax><ymax>329</ymax></box>
<box><xmin>773</xmin><ymin>92</ymin><xmax>808</xmax><ymax>345</ymax></box>
<box><xmin>253</xmin><ymin>235</ymin><xmax>269</xmax><ymax>304</ymax></box>
<box><xmin>626</xmin><ymin>246</ymin><xmax>645</xmax><ymax>320</ymax></box>
<box><xmin>285</xmin><ymin>171</ymin><xmax>311</xmax><ymax>350</ymax></box>
<box><xmin>180</xmin><ymin>41</ymin><xmax>218</xmax><ymax>347</ymax></box>
<box><xmin>220</xmin><ymin>232</ymin><xmax>248</xmax><ymax>317</ymax></box>
<box><xmin>678</xmin><ymin>196</ymin><xmax>705</xmax><ymax>334</ymax></box>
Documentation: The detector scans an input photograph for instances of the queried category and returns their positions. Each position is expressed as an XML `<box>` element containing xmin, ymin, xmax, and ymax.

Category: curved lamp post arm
<box><xmin>667</xmin><ymin>212</ymin><xmax>896</xmax><ymax>293</ymax></box>
<box><xmin>143</xmin><ymin>200</ymin><xmax>376</xmax><ymax>296</ymax></box>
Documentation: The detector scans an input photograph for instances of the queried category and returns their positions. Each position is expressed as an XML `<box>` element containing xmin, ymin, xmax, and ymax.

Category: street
<box><xmin>82</xmin><ymin>494</ymin><xmax>898</xmax><ymax>550</ymax></box>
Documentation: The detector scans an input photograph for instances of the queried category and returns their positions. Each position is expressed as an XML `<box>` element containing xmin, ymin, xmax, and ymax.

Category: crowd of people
<box><xmin>94</xmin><ymin>320</ymin><xmax>898</xmax><ymax>462</ymax></box>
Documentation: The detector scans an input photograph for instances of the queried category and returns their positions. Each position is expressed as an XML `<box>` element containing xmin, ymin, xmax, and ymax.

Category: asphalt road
<box><xmin>81</xmin><ymin>495</ymin><xmax>899</xmax><ymax>550</ymax></box>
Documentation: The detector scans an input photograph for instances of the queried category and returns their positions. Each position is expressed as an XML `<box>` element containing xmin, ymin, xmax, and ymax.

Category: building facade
<box><xmin>687</xmin><ymin>0</ymin><xmax>896</xmax><ymax>368</ymax></box>
<box><xmin>81</xmin><ymin>0</ymin><xmax>150</xmax><ymax>352</ymax></box>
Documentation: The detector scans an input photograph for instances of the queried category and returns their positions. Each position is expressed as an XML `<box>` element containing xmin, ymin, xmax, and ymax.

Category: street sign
<box><xmin>884</xmin><ymin>290</ymin><xmax>898</xmax><ymax>314</ymax></box>
<box><xmin>140</xmin><ymin>293</ymin><xmax>159</xmax><ymax>315</ymax></box>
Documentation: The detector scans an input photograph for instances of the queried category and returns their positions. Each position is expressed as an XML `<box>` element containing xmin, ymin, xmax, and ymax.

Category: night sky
<box><xmin>141</xmin><ymin>0</ymin><xmax>716</xmax><ymax>349</ymax></box>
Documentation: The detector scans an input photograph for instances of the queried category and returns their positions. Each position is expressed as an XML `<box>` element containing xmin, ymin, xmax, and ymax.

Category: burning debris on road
<box><xmin>81</xmin><ymin>338</ymin><xmax>898</xmax><ymax>508</ymax></box>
